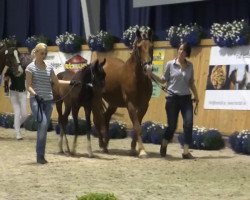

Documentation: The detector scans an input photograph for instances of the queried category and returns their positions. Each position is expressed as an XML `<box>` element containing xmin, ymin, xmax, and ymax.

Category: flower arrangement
<box><xmin>1</xmin><ymin>35</ymin><xmax>17</xmax><ymax>47</ymax></box>
<box><xmin>122</xmin><ymin>25</ymin><xmax>151</xmax><ymax>48</ymax></box>
<box><xmin>0</xmin><ymin>113</ymin><xmax>14</xmax><ymax>128</ymax></box>
<box><xmin>91</xmin><ymin>120</ymin><xmax>127</xmax><ymax>139</ymax></box>
<box><xmin>24</xmin><ymin>114</ymin><xmax>53</xmax><ymax>132</ymax></box>
<box><xmin>166</xmin><ymin>23</ymin><xmax>203</xmax><ymax>48</ymax></box>
<box><xmin>55</xmin><ymin>32</ymin><xmax>84</xmax><ymax>53</ymax></box>
<box><xmin>87</xmin><ymin>30</ymin><xmax>115</xmax><ymax>52</ymax></box>
<box><xmin>129</xmin><ymin>121</ymin><xmax>166</xmax><ymax>145</ymax></box>
<box><xmin>25</xmin><ymin>35</ymin><xmax>49</xmax><ymax>52</ymax></box>
<box><xmin>229</xmin><ymin>130</ymin><xmax>250</xmax><ymax>155</ymax></box>
<box><xmin>178</xmin><ymin>126</ymin><xmax>225</xmax><ymax>150</ymax></box>
<box><xmin>108</xmin><ymin>121</ymin><xmax>127</xmax><ymax>139</ymax></box>
<box><xmin>55</xmin><ymin>118</ymin><xmax>87</xmax><ymax>135</ymax></box>
<box><xmin>210</xmin><ymin>19</ymin><xmax>250</xmax><ymax>47</ymax></box>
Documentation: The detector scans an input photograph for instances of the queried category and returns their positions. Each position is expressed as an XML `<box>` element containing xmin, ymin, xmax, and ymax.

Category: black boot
<box><xmin>37</xmin><ymin>155</ymin><xmax>48</xmax><ymax>164</ymax></box>
<box><xmin>160</xmin><ymin>139</ymin><xmax>167</xmax><ymax>157</ymax></box>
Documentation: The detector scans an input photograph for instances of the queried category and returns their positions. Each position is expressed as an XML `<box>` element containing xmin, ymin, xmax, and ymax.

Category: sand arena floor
<box><xmin>0</xmin><ymin>128</ymin><xmax>250</xmax><ymax>200</ymax></box>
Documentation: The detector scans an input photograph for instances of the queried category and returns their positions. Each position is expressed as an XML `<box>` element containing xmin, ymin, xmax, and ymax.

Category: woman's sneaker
<box><xmin>182</xmin><ymin>152</ymin><xmax>195</xmax><ymax>159</ymax></box>
<box><xmin>16</xmin><ymin>133</ymin><xmax>23</xmax><ymax>140</ymax></box>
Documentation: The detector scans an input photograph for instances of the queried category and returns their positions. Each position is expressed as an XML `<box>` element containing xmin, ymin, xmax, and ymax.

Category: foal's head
<box><xmin>0</xmin><ymin>43</ymin><xmax>24</xmax><ymax>76</ymax></box>
<box><xmin>82</xmin><ymin>59</ymin><xmax>106</xmax><ymax>94</ymax></box>
<box><xmin>133</xmin><ymin>29</ymin><xmax>153</xmax><ymax>70</ymax></box>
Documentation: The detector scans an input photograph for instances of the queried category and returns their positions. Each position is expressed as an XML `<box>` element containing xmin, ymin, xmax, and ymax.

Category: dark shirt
<box><xmin>5</xmin><ymin>68</ymin><xmax>26</xmax><ymax>92</ymax></box>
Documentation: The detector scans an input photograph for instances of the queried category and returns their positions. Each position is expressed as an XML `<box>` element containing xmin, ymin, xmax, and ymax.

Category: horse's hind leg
<box><xmin>72</xmin><ymin>106</ymin><xmax>80</xmax><ymax>155</ymax></box>
<box><xmin>84</xmin><ymin>107</ymin><xmax>94</xmax><ymax>158</ymax></box>
<box><xmin>127</xmin><ymin>102</ymin><xmax>147</xmax><ymax>158</ymax></box>
<box><xmin>62</xmin><ymin>105</ymin><xmax>71</xmax><ymax>154</ymax></box>
<box><xmin>92</xmin><ymin>105</ymin><xmax>109</xmax><ymax>153</ymax></box>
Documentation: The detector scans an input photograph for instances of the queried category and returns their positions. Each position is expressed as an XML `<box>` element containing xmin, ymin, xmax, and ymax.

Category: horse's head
<box><xmin>0</xmin><ymin>44</ymin><xmax>24</xmax><ymax>76</ymax></box>
<box><xmin>83</xmin><ymin>59</ymin><xmax>106</xmax><ymax>94</ymax></box>
<box><xmin>92</xmin><ymin>59</ymin><xmax>106</xmax><ymax>91</ymax></box>
<box><xmin>133</xmin><ymin>29</ymin><xmax>153</xmax><ymax>71</ymax></box>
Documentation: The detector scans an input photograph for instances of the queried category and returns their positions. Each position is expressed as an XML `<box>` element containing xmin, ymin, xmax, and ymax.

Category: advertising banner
<box><xmin>204</xmin><ymin>46</ymin><xmax>250</xmax><ymax>110</ymax></box>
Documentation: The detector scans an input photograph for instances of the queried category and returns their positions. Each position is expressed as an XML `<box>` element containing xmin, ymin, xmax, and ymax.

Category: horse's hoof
<box><xmin>138</xmin><ymin>151</ymin><xmax>148</xmax><ymax>158</ymax></box>
<box><xmin>58</xmin><ymin>151</ymin><xmax>64</xmax><ymax>155</ymax></box>
<box><xmin>129</xmin><ymin>150</ymin><xmax>137</xmax><ymax>157</ymax></box>
<box><xmin>64</xmin><ymin>151</ymin><xmax>71</xmax><ymax>156</ymax></box>
<box><xmin>88</xmin><ymin>154</ymin><xmax>94</xmax><ymax>158</ymax></box>
<box><xmin>102</xmin><ymin>148</ymin><xmax>109</xmax><ymax>154</ymax></box>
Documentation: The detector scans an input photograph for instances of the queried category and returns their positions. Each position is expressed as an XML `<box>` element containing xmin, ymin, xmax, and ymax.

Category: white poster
<box><xmin>204</xmin><ymin>46</ymin><xmax>250</xmax><ymax>110</ymax></box>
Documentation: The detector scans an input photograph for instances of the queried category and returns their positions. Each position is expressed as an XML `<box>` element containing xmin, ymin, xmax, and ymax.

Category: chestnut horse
<box><xmin>96</xmin><ymin>30</ymin><xmax>153</xmax><ymax>157</ymax></box>
<box><xmin>52</xmin><ymin>59</ymin><xmax>107</xmax><ymax>157</ymax></box>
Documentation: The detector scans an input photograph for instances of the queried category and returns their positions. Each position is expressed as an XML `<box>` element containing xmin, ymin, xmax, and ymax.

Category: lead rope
<box><xmin>53</xmin><ymin>84</ymin><xmax>78</xmax><ymax>103</ymax></box>
<box><xmin>149</xmin><ymin>74</ymin><xmax>199</xmax><ymax>115</ymax></box>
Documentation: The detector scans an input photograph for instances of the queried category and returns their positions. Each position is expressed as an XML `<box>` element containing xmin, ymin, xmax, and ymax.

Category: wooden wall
<box><xmin>0</xmin><ymin>40</ymin><xmax>249</xmax><ymax>134</ymax></box>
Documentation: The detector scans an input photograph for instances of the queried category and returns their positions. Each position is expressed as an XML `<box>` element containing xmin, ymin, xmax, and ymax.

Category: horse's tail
<box><xmin>101</xmin><ymin>98</ymin><xmax>108</xmax><ymax>112</ymax></box>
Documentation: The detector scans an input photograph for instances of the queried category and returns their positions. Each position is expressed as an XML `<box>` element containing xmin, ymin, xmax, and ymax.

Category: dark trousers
<box><xmin>163</xmin><ymin>95</ymin><xmax>193</xmax><ymax>145</ymax></box>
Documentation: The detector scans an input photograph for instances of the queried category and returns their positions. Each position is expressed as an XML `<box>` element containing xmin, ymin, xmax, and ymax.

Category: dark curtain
<box><xmin>0</xmin><ymin>0</ymin><xmax>84</xmax><ymax>45</ymax></box>
<box><xmin>100</xmin><ymin>0</ymin><xmax>250</xmax><ymax>40</ymax></box>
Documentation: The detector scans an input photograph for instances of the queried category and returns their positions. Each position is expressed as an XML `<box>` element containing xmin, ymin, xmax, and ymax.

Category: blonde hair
<box><xmin>31</xmin><ymin>43</ymin><xmax>47</xmax><ymax>58</ymax></box>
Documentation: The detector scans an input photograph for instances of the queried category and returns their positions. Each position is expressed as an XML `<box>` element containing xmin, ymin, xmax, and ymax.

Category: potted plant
<box><xmin>122</xmin><ymin>25</ymin><xmax>152</xmax><ymax>49</ymax></box>
<box><xmin>25</xmin><ymin>35</ymin><xmax>49</xmax><ymax>52</ymax></box>
<box><xmin>229</xmin><ymin>130</ymin><xmax>250</xmax><ymax>154</ymax></box>
<box><xmin>166</xmin><ymin>23</ymin><xmax>203</xmax><ymax>48</ymax></box>
<box><xmin>55</xmin><ymin>32</ymin><xmax>84</xmax><ymax>53</ymax></box>
<box><xmin>178</xmin><ymin>126</ymin><xmax>225</xmax><ymax>150</ymax></box>
<box><xmin>87</xmin><ymin>30</ymin><xmax>115</xmax><ymax>52</ymax></box>
<box><xmin>210</xmin><ymin>19</ymin><xmax>250</xmax><ymax>47</ymax></box>
<box><xmin>1</xmin><ymin>35</ymin><xmax>18</xmax><ymax>47</ymax></box>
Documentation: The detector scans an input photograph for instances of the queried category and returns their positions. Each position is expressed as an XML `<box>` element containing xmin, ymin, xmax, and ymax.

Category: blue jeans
<box><xmin>30</xmin><ymin>98</ymin><xmax>53</xmax><ymax>157</ymax></box>
<box><xmin>164</xmin><ymin>95</ymin><xmax>193</xmax><ymax>145</ymax></box>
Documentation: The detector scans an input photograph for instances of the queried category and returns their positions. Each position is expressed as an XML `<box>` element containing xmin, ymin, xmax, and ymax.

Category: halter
<box><xmin>134</xmin><ymin>38</ymin><xmax>152</xmax><ymax>70</ymax></box>
<box><xmin>53</xmin><ymin>65</ymin><xmax>95</xmax><ymax>103</ymax></box>
<box><xmin>150</xmin><ymin>75</ymin><xmax>198</xmax><ymax>115</ymax></box>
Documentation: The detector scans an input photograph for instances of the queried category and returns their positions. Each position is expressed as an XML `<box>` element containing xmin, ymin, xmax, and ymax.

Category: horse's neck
<box><xmin>126</xmin><ymin>54</ymin><xmax>148</xmax><ymax>81</ymax></box>
<box><xmin>127</xmin><ymin>54</ymin><xmax>143</xmax><ymax>76</ymax></box>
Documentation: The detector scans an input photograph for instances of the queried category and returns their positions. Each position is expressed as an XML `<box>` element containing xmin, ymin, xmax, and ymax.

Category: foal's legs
<box><xmin>102</xmin><ymin>106</ymin><xmax>117</xmax><ymax>147</ymax></box>
<box><xmin>72</xmin><ymin>105</ymin><xmax>80</xmax><ymax>155</ymax></box>
<box><xmin>60</xmin><ymin>104</ymin><xmax>71</xmax><ymax>154</ymax></box>
<box><xmin>56</xmin><ymin>101</ymin><xmax>65</xmax><ymax>153</ymax></box>
<box><xmin>127</xmin><ymin>102</ymin><xmax>147</xmax><ymax>158</ymax></box>
<box><xmin>84</xmin><ymin>106</ymin><xmax>94</xmax><ymax>158</ymax></box>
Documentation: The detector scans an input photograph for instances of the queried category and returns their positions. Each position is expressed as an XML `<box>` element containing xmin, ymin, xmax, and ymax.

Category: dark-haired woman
<box><xmin>147</xmin><ymin>43</ymin><xmax>199</xmax><ymax>159</ymax></box>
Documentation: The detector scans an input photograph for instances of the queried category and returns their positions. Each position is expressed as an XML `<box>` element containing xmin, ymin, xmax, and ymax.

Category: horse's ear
<box><xmin>92</xmin><ymin>59</ymin><xmax>99</xmax><ymax>67</ymax></box>
<box><xmin>135</xmin><ymin>29</ymin><xmax>141</xmax><ymax>39</ymax></box>
<box><xmin>93</xmin><ymin>59</ymin><xmax>99</xmax><ymax>72</ymax></box>
<box><xmin>100</xmin><ymin>58</ymin><xmax>106</xmax><ymax>67</ymax></box>
<box><xmin>147</xmin><ymin>29</ymin><xmax>153</xmax><ymax>41</ymax></box>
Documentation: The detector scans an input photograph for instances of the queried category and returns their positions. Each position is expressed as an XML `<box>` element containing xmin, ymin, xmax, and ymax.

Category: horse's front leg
<box><xmin>92</xmin><ymin>103</ymin><xmax>109</xmax><ymax>153</ymax></box>
<box><xmin>127</xmin><ymin>102</ymin><xmax>147</xmax><ymax>158</ymax></box>
<box><xmin>72</xmin><ymin>106</ymin><xmax>80</xmax><ymax>155</ymax></box>
<box><xmin>56</xmin><ymin>101</ymin><xmax>64</xmax><ymax>154</ymax></box>
<box><xmin>84</xmin><ymin>106</ymin><xmax>94</xmax><ymax>158</ymax></box>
